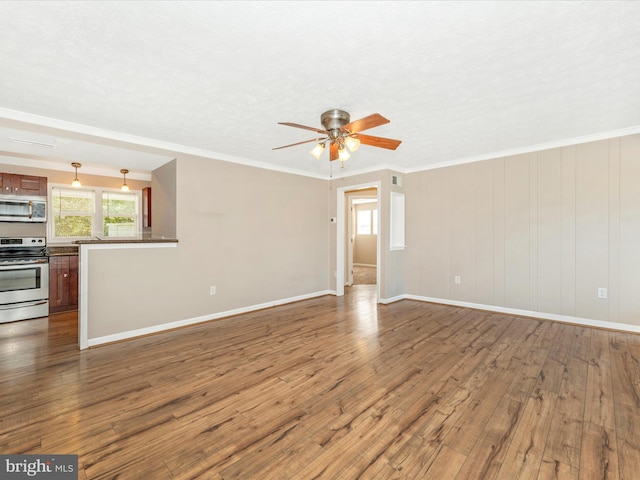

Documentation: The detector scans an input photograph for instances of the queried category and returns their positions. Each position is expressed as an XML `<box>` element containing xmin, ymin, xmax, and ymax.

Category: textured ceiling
<box><xmin>0</xmin><ymin>1</ymin><xmax>639</xmax><ymax>179</ymax></box>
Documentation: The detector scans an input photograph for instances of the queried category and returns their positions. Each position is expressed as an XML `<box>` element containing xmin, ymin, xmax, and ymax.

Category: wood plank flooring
<box><xmin>2</xmin><ymin>285</ymin><xmax>640</xmax><ymax>479</ymax></box>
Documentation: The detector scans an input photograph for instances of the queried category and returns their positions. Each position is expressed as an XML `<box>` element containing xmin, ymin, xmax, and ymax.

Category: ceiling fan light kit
<box><xmin>274</xmin><ymin>109</ymin><xmax>401</xmax><ymax>166</ymax></box>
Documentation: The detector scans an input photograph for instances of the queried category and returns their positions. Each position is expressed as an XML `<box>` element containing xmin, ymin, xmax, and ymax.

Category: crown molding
<box><xmin>0</xmin><ymin>154</ymin><xmax>153</xmax><ymax>181</ymax></box>
<box><xmin>0</xmin><ymin>107</ymin><xmax>329</xmax><ymax>180</ymax></box>
<box><xmin>405</xmin><ymin>125</ymin><xmax>640</xmax><ymax>174</ymax></box>
<box><xmin>2</xmin><ymin>108</ymin><xmax>639</xmax><ymax>182</ymax></box>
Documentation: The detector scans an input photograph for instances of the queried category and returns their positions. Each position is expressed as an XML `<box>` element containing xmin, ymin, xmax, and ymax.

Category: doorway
<box><xmin>336</xmin><ymin>182</ymin><xmax>381</xmax><ymax>301</ymax></box>
<box><xmin>350</xmin><ymin>195</ymin><xmax>378</xmax><ymax>285</ymax></box>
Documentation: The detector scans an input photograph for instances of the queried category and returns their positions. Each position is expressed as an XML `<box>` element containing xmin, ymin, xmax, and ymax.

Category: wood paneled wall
<box><xmin>405</xmin><ymin>134</ymin><xmax>640</xmax><ymax>329</ymax></box>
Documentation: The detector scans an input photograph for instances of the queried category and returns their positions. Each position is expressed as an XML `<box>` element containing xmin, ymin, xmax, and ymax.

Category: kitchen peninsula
<box><xmin>73</xmin><ymin>238</ymin><xmax>179</xmax><ymax>349</ymax></box>
<box><xmin>73</xmin><ymin>238</ymin><xmax>179</xmax><ymax>245</ymax></box>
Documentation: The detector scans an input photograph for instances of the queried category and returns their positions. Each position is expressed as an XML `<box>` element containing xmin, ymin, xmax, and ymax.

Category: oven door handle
<box><xmin>0</xmin><ymin>300</ymin><xmax>48</xmax><ymax>311</ymax></box>
<box><xmin>0</xmin><ymin>258</ymin><xmax>49</xmax><ymax>268</ymax></box>
<box><xmin>28</xmin><ymin>200</ymin><xmax>33</xmax><ymax>219</ymax></box>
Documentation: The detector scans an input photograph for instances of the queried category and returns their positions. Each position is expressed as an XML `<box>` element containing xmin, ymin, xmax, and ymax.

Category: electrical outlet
<box><xmin>210</xmin><ymin>286</ymin><xmax>216</xmax><ymax>296</ymax></box>
<box><xmin>454</xmin><ymin>275</ymin><xmax>461</xmax><ymax>285</ymax></box>
<box><xmin>597</xmin><ymin>287</ymin><xmax>607</xmax><ymax>299</ymax></box>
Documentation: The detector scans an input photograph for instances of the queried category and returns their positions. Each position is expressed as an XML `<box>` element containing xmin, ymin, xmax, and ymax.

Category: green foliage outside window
<box><xmin>103</xmin><ymin>195</ymin><xmax>136</xmax><ymax>237</ymax></box>
<box><xmin>52</xmin><ymin>188</ymin><xmax>94</xmax><ymax>238</ymax></box>
<box><xmin>51</xmin><ymin>187</ymin><xmax>139</xmax><ymax>239</ymax></box>
<box><xmin>54</xmin><ymin>216</ymin><xmax>93</xmax><ymax>238</ymax></box>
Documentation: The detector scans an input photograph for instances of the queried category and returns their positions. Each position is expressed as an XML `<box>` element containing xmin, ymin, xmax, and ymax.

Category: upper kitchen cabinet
<box><xmin>0</xmin><ymin>172</ymin><xmax>47</xmax><ymax>196</ymax></box>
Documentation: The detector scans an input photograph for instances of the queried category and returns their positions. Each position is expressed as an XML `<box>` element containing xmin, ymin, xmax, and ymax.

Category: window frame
<box><xmin>48</xmin><ymin>183</ymin><xmax>143</xmax><ymax>243</ymax></box>
<box><xmin>356</xmin><ymin>204</ymin><xmax>379</xmax><ymax>236</ymax></box>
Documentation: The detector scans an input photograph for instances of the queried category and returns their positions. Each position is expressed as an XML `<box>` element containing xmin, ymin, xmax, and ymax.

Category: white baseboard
<box><xmin>87</xmin><ymin>290</ymin><xmax>335</xmax><ymax>348</ymax></box>
<box><xmin>354</xmin><ymin>263</ymin><xmax>377</xmax><ymax>268</ymax></box>
<box><xmin>379</xmin><ymin>295</ymin><xmax>406</xmax><ymax>304</ymax></box>
<box><xmin>87</xmin><ymin>289</ymin><xmax>640</xmax><ymax>348</ymax></box>
<box><xmin>400</xmin><ymin>294</ymin><xmax>640</xmax><ymax>334</ymax></box>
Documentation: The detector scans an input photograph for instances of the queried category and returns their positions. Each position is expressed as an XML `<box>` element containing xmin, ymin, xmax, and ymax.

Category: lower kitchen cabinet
<box><xmin>49</xmin><ymin>255</ymin><xmax>78</xmax><ymax>314</ymax></box>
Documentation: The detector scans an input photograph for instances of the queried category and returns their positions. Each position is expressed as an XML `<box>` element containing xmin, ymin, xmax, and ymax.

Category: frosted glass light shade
<box><xmin>310</xmin><ymin>143</ymin><xmax>325</xmax><ymax>160</ymax></box>
<box><xmin>345</xmin><ymin>136</ymin><xmax>360</xmax><ymax>152</ymax></box>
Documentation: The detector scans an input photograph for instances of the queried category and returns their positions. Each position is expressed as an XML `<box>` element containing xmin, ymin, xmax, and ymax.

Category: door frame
<box><xmin>336</xmin><ymin>181</ymin><xmax>381</xmax><ymax>300</ymax></box>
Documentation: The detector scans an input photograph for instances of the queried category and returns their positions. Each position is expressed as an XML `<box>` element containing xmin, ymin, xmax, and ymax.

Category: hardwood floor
<box><xmin>2</xmin><ymin>286</ymin><xmax>640</xmax><ymax>479</ymax></box>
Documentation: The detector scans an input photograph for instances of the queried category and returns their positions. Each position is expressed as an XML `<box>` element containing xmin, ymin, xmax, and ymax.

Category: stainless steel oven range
<box><xmin>0</xmin><ymin>237</ymin><xmax>49</xmax><ymax>323</ymax></box>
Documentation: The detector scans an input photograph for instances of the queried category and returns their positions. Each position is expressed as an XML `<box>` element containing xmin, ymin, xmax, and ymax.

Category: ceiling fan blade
<box><xmin>278</xmin><ymin>122</ymin><xmax>327</xmax><ymax>135</ymax></box>
<box><xmin>341</xmin><ymin>113</ymin><xmax>390</xmax><ymax>133</ymax></box>
<box><xmin>356</xmin><ymin>133</ymin><xmax>402</xmax><ymax>150</ymax></box>
<box><xmin>329</xmin><ymin>143</ymin><xmax>339</xmax><ymax>161</ymax></box>
<box><xmin>272</xmin><ymin>137</ymin><xmax>326</xmax><ymax>150</ymax></box>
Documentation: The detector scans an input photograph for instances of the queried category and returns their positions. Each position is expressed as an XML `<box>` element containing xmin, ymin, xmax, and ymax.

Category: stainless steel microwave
<box><xmin>0</xmin><ymin>195</ymin><xmax>46</xmax><ymax>222</ymax></box>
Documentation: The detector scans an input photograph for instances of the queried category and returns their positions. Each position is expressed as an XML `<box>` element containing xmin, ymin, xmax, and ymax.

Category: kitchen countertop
<box><xmin>73</xmin><ymin>238</ymin><xmax>179</xmax><ymax>245</ymax></box>
<box><xmin>47</xmin><ymin>245</ymin><xmax>79</xmax><ymax>256</ymax></box>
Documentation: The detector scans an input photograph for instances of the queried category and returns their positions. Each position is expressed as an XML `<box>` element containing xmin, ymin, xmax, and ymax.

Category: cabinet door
<box><xmin>0</xmin><ymin>173</ymin><xmax>19</xmax><ymax>194</ymax></box>
<box><xmin>49</xmin><ymin>256</ymin><xmax>70</xmax><ymax>311</ymax></box>
<box><xmin>0</xmin><ymin>173</ymin><xmax>47</xmax><ymax>196</ymax></box>
<box><xmin>16</xmin><ymin>175</ymin><xmax>47</xmax><ymax>196</ymax></box>
<box><xmin>69</xmin><ymin>256</ymin><xmax>79</xmax><ymax>309</ymax></box>
<box><xmin>142</xmin><ymin>187</ymin><xmax>151</xmax><ymax>227</ymax></box>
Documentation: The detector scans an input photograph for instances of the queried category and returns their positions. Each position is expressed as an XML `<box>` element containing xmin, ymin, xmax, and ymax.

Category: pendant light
<box><xmin>71</xmin><ymin>162</ymin><xmax>82</xmax><ymax>188</ymax></box>
<box><xmin>120</xmin><ymin>169</ymin><xmax>130</xmax><ymax>192</ymax></box>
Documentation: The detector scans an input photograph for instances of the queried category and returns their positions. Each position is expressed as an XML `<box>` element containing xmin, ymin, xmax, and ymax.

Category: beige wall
<box><xmin>85</xmin><ymin>154</ymin><xmax>330</xmax><ymax>341</ymax></box>
<box><xmin>151</xmin><ymin>159</ymin><xmax>177</xmax><ymax>238</ymax></box>
<box><xmin>10</xmin><ymin>132</ymin><xmax>640</xmax><ymax>342</ymax></box>
<box><xmin>405</xmin><ymin>133</ymin><xmax>640</xmax><ymax>328</ymax></box>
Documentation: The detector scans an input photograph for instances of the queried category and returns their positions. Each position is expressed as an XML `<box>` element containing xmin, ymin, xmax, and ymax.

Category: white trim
<box><xmin>0</xmin><ymin>155</ymin><xmax>154</xmax><ymax>181</ymax></box>
<box><xmin>394</xmin><ymin>294</ymin><xmax>640</xmax><ymax>334</ymax></box>
<box><xmin>354</xmin><ymin>263</ymin><xmax>377</xmax><ymax>268</ymax></box>
<box><xmin>329</xmin><ymin>163</ymin><xmax>407</xmax><ymax>179</ymax></box>
<box><xmin>403</xmin><ymin>125</ymin><xmax>640</xmax><ymax>174</ymax></box>
<box><xmin>78</xmin><ymin>241</ymin><xmax>178</xmax><ymax>349</ymax></box>
<box><xmin>379</xmin><ymin>295</ymin><xmax>406</xmax><ymax>305</ymax></box>
<box><xmin>0</xmin><ymin>107</ymin><xmax>327</xmax><ymax>180</ymax></box>
<box><xmin>85</xmin><ymin>290</ymin><xmax>334</xmax><ymax>348</ymax></box>
<box><xmin>2</xmin><ymin>107</ymin><xmax>638</xmax><ymax>181</ymax></box>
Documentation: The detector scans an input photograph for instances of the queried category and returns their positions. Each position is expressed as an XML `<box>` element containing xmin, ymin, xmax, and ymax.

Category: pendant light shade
<box><xmin>71</xmin><ymin>162</ymin><xmax>82</xmax><ymax>188</ymax></box>
<box><xmin>338</xmin><ymin>146</ymin><xmax>350</xmax><ymax>162</ymax></box>
<box><xmin>309</xmin><ymin>143</ymin><xmax>325</xmax><ymax>160</ymax></box>
<box><xmin>344</xmin><ymin>136</ymin><xmax>360</xmax><ymax>152</ymax></box>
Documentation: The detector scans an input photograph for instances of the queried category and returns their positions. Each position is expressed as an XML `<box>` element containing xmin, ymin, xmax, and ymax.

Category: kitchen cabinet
<box><xmin>142</xmin><ymin>187</ymin><xmax>151</xmax><ymax>227</ymax></box>
<box><xmin>0</xmin><ymin>172</ymin><xmax>47</xmax><ymax>196</ymax></box>
<box><xmin>49</xmin><ymin>255</ymin><xmax>79</xmax><ymax>314</ymax></box>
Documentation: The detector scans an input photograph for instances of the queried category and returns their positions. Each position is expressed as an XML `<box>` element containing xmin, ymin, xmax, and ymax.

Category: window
<box><xmin>51</xmin><ymin>188</ymin><xmax>95</xmax><ymax>238</ymax></box>
<box><xmin>50</xmin><ymin>186</ymin><xmax>140</xmax><ymax>241</ymax></box>
<box><xmin>357</xmin><ymin>209</ymin><xmax>371</xmax><ymax>235</ymax></box>
<box><xmin>356</xmin><ymin>205</ymin><xmax>378</xmax><ymax>235</ymax></box>
<box><xmin>103</xmin><ymin>191</ymin><xmax>137</xmax><ymax>237</ymax></box>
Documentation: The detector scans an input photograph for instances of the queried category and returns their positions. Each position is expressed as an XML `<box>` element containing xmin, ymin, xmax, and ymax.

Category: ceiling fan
<box><xmin>273</xmin><ymin>109</ymin><xmax>402</xmax><ymax>162</ymax></box>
